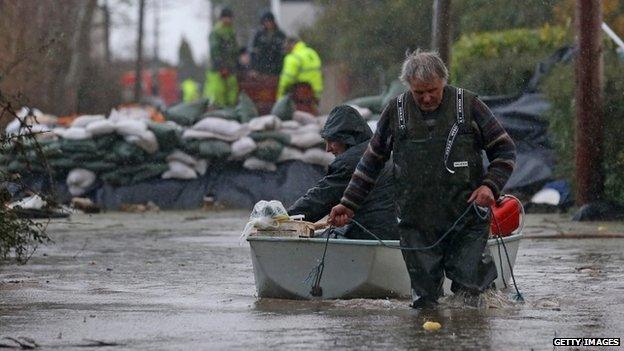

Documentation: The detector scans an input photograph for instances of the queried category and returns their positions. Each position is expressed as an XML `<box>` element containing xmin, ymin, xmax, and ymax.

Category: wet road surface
<box><xmin>1</xmin><ymin>211</ymin><xmax>623</xmax><ymax>350</ymax></box>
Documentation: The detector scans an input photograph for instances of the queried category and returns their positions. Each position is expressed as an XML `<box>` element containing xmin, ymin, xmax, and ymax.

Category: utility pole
<box><xmin>431</xmin><ymin>0</ymin><xmax>451</xmax><ymax>67</ymax></box>
<box><xmin>103</xmin><ymin>0</ymin><xmax>111</xmax><ymax>64</ymax></box>
<box><xmin>134</xmin><ymin>0</ymin><xmax>146</xmax><ymax>102</ymax></box>
<box><xmin>575</xmin><ymin>0</ymin><xmax>604</xmax><ymax>205</ymax></box>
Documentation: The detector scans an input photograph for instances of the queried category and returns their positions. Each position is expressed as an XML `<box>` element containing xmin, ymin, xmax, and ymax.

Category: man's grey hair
<box><xmin>399</xmin><ymin>49</ymin><xmax>449</xmax><ymax>84</ymax></box>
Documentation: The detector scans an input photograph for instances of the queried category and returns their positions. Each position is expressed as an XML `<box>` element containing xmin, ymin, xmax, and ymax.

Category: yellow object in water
<box><xmin>423</xmin><ymin>321</ymin><xmax>442</xmax><ymax>331</ymax></box>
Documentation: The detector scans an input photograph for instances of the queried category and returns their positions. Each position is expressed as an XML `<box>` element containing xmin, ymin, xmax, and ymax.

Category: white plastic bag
<box><xmin>240</xmin><ymin>200</ymin><xmax>290</xmax><ymax>239</ymax></box>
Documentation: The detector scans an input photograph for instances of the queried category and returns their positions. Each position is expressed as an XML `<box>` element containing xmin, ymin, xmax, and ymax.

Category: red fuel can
<box><xmin>490</xmin><ymin>196</ymin><xmax>522</xmax><ymax>237</ymax></box>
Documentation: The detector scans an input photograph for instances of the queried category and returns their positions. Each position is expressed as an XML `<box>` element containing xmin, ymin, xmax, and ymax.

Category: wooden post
<box><xmin>574</xmin><ymin>0</ymin><xmax>604</xmax><ymax>205</ymax></box>
<box><xmin>134</xmin><ymin>0</ymin><xmax>146</xmax><ymax>102</ymax></box>
<box><xmin>431</xmin><ymin>0</ymin><xmax>451</xmax><ymax>67</ymax></box>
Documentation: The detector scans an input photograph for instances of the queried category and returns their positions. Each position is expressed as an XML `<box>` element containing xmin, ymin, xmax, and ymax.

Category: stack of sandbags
<box><xmin>246</xmin><ymin>115</ymin><xmax>290</xmax><ymax>168</ymax></box>
<box><xmin>180</xmin><ymin>117</ymin><xmax>245</xmax><ymax>160</ymax></box>
<box><xmin>162</xmin><ymin>150</ymin><xmax>208</xmax><ymax>180</ymax></box>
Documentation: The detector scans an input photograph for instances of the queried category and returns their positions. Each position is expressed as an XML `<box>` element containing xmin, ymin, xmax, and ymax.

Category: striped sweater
<box><xmin>340</xmin><ymin>91</ymin><xmax>516</xmax><ymax>211</ymax></box>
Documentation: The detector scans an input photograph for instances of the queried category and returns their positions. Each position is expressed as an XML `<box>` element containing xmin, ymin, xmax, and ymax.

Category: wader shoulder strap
<box><xmin>397</xmin><ymin>92</ymin><xmax>407</xmax><ymax>136</ymax></box>
<box><xmin>443</xmin><ymin>88</ymin><xmax>465</xmax><ymax>174</ymax></box>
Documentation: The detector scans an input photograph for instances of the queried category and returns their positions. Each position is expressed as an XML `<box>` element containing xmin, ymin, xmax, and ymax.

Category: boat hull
<box><xmin>247</xmin><ymin>234</ymin><xmax>522</xmax><ymax>300</ymax></box>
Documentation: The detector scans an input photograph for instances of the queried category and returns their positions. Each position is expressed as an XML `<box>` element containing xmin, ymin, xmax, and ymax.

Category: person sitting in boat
<box><xmin>288</xmin><ymin>105</ymin><xmax>398</xmax><ymax>240</ymax></box>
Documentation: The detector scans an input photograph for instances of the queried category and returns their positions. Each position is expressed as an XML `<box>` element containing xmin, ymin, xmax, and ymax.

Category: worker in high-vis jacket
<box><xmin>181</xmin><ymin>78</ymin><xmax>200</xmax><ymax>102</ymax></box>
<box><xmin>204</xmin><ymin>8</ymin><xmax>239</xmax><ymax>108</ymax></box>
<box><xmin>329</xmin><ymin>50</ymin><xmax>516</xmax><ymax>309</ymax></box>
<box><xmin>277</xmin><ymin>37</ymin><xmax>323</xmax><ymax>114</ymax></box>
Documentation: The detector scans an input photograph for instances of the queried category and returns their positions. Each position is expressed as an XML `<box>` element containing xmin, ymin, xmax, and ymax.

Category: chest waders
<box><xmin>393</xmin><ymin>86</ymin><xmax>497</xmax><ymax>304</ymax></box>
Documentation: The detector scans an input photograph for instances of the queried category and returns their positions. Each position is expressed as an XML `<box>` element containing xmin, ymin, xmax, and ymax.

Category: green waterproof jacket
<box><xmin>277</xmin><ymin>41</ymin><xmax>323</xmax><ymax>99</ymax></box>
<box><xmin>209</xmin><ymin>21</ymin><xmax>238</xmax><ymax>71</ymax></box>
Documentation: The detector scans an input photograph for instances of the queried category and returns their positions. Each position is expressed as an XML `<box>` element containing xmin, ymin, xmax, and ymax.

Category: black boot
<box><xmin>410</xmin><ymin>298</ymin><xmax>438</xmax><ymax>309</ymax></box>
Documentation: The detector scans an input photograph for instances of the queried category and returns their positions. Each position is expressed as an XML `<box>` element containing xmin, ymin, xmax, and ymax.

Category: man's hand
<box><xmin>328</xmin><ymin>204</ymin><xmax>354</xmax><ymax>227</ymax></box>
<box><xmin>467</xmin><ymin>185</ymin><xmax>495</xmax><ymax>207</ymax></box>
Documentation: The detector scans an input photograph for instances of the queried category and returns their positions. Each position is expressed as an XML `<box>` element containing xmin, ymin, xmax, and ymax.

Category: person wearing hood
<box><xmin>288</xmin><ymin>105</ymin><xmax>398</xmax><ymax>240</ymax></box>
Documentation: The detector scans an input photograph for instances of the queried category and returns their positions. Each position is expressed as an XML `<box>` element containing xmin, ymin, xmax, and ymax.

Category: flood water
<box><xmin>1</xmin><ymin>210</ymin><xmax>623</xmax><ymax>350</ymax></box>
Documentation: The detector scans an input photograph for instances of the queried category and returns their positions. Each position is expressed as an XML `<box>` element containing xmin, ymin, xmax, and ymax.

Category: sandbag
<box><xmin>164</xmin><ymin>98</ymin><xmax>209</xmax><ymax>126</ymax></box>
<box><xmin>166</xmin><ymin>150</ymin><xmax>198</xmax><ymax>166</ymax></box>
<box><xmin>72</xmin><ymin>114</ymin><xmax>106</xmax><ymax>128</ymax></box>
<box><xmin>248</xmin><ymin>131</ymin><xmax>291</xmax><ymax>145</ymax></box>
<box><xmin>181</xmin><ymin>129</ymin><xmax>239</xmax><ymax>142</ymax></box>
<box><xmin>147</xmin><ymin>121</ymin><xmax>181</xmax><ymax>151</ymax></box>
<box><xmin>243</xmin><ymin>157</ymin><xmax>277</xmax><ymax>172</ymax></box>
<box><xmin>66</xmin><ymin>168</ymin><xmax>96</xmax><ymax>196</ymax></box>
<box><xmin>111</xmin><ymin>141</ymin><xmax>147</xmax><ymax>165</ymax></box>
<box><xmin>292</xmin><ymin>110</ymin><xmax>317</xmax><ymax>125</ymax></box>
<box><xmin>197</xmin><ymin>140</ymin><xmax>231</xmax><ymax>159</ymax></box>
<box><xmin>195</xmin><ymin>159</ymin><xmax>208</xmax><ymax>175</ymax></box>
<box><xmin>124</xmin><ymin>129</ymin><xmax>159</xmax><ymax>154</ymax></box>
<box><xmin>81</xmin><ymin>160</ymin><xmax>117</xmax><ymax>173</ymax></box>
<box><xmin>203</xmin><ymin>108</ymin><xmax>238</xmax><ymax>120</ymax></box>
<box><xmin>271</xmin><ymin>95</ymin><xmax>295</xmax><ymax>120</ymax></box>
<box><xmin>115</xmin><ymin>119</ymin><xmax>148</xmax><ymax>137</ymax></box>
<box><xmin>131</xmin><ymin>163</ymin><xmax>169</xmax><ymax>184</ymax></box>
<box><xmin>301</xmin><ymin>148</ymin><xmax>335</xmax><ymax>167</ymax></box>
<box><xmin>109</xmin><ymin>106</ymin><xmax>152</xmax><ymax>122</ymax></box>
<box><xmin>277</xmin><ymin>147</ymin><xmax>304</xmax><ymax>162</ymax></box>
<box><xmin>192</xmin><ymin>117</ymin><xmax>245</xmax><ymax>139</ymax></box>
<box><xmin>85</xmin><ymin>119</ymin><xmax>116</xmax><ymax>136</ymax></box>
<box><xmin>162</xmin><ymin>160</ymin><xmax>197</xmax><ymax>180</ymax></box>
<box><xmin>60</xmin><ymin>139</ymin><xmax>98</xmax><ymax>154</ymax></box>
<box><xmin>288</xmin><ymin>132</ymin><xmax>323</xmax><ymax>149</ymax></box>
<box><xmin>235</xmin><ymin>92</ymin><xmax>259</xmax><ymax>123</ymax></box>
<box><xmin>248</xmin><ymin>115</ymin><xmax>282</xmax><ymax>131</ymax></box>
<box><xmin>62</xmin><ymin>127</ymin><xmax>92</xmax><ymax>140</ymax></box>
<box><xmin>254</xmin><ymin>139</ymin><xmax>284</xmax><ymax>162</ymax></box>
<box><xmin>231</xmin><ymin>137</ymin><xmax>257</xmax><ymax>159</ymax></box>
<box><xmin>280</xmin><ymin>120</ymin><xmax>301</xmax><ymax>130</ymax></box>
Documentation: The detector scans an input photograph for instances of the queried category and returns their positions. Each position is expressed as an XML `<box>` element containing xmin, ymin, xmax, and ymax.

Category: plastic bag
<box><xmin>241</xmin><ymin>200</ymin><xmax>290</xmax><ymax>239</ymax></box>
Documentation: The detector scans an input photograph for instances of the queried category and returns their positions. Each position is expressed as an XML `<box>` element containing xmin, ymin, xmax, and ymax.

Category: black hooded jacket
<box><xmin>288</xmin><ymin>105</ymin><xmax>398</xmax><ymax>240</ymax></box>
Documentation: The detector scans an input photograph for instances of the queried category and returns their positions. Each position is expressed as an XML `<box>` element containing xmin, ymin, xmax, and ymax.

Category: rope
<box><xmin>304</xmin><ymin>203</ymin><xmax>483</xmax><ymax>297</ymax></box>
<box><xmin>350</xmin><ymin>202</ymin><xmax>486</xmax><ymax>251</ymax></box>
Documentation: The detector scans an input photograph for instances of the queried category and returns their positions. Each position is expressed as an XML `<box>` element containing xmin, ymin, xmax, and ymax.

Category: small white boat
<box><xmin>247</xmin><ymin>233</ymin><xmax>522</xmax><ymax>300</ymax></box>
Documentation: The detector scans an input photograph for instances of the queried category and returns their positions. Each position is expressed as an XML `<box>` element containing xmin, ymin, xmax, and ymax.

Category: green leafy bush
<box><xmin>451</xmin><ymin>25</ymin><xmax>570</xmax><ymax>95</ymax></box>
<box><xmin>542</xmin><ymin>48</ymin><xmax>624</xmax><ymax>203</ymax></box>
